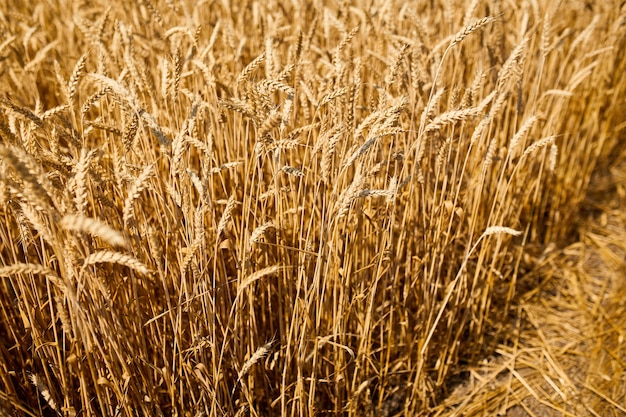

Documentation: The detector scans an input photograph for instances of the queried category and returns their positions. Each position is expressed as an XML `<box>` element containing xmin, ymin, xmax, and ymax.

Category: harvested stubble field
<box><xmin>0</xmin><ymin>0</ymin><xmax>625</xmax><ymax>415</ymax></box>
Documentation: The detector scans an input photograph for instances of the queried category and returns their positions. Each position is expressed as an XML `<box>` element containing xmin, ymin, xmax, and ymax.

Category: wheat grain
<box><xmin>436</xmin><ymin>136</ymin><xmax>453</xmax><ymax>172</ymax></box>
<box><xmin>280</xmin><ymin>92</ymin><xmax>294</xmax><ymax>135</ymax></box>
<box><xmin>385</xmin><ymin>43</ymin><xmax>409</xmax><ymax>86</ymax></box>
<box><xmin>210</xmin><ymin>161</ymin><xmax>242</xmax><ymax>174</ymax></box>
<box><xmin>146</xmin><ymin>225</ymin><xmax>163</xmax><ymax>264</ymax></box>
<box><xmin>569</xmin><ymin>15</ymin><xmax>600</xmax><ymax>55</ymax></box>
<box><xmin>85</xmin><ymin>119</ymin><xmax>123</xmax><ymax>136</ymax></box>
<box><xmin>541</xmin><ymin>89</ymin><xmax>574</xmax><ymax>100</ymax></box>
<box><xmin>20</xmin><ymin>201</ymin><xmax>59</xmax><ymax>248</ymax></box>
<box><xmin>463</xmin><ymin>70</ymin><xmax>487</xmax><ymax>108</ymax></box>
<box><xmin>159</xmin><ymin>56</ymin><xmax>170</xmax><ymax>98</ymax></box>
<box><xmin>321</xmin><ymin>127</ymin><xmax>344</xmax><ymax>182</ymax></box>
<box><xmin>469</xmin><ymin>116</ymin><xmax>491</xmax><ymax>145</ymax></box>
<box><xmin>334</xmin><ymin>25</ymin><xmax>360</xmax><ymax>67</ymax></box>
<box><xmin>258</xmin><ymin>109</ymin><xmax>282</xmax><ymax>139</ymax></box>
<box><xmin>357</xmin><ymin>189</ymin><xmax>394</xmax><ymax>199</ymax></box>
<box><xmin>81</xmin><ymin>87</ymin><xmax>112</xmax><ymax>118</ymax></box>
<box><xmin>180</xmin><ymin>236</ymin><xmax>204</xmax><ymax>274</ymax></box>
<box><xmin>89</xmin><ymin>73</ymin><xmax>137</xmax><ymax>108</ymax></box>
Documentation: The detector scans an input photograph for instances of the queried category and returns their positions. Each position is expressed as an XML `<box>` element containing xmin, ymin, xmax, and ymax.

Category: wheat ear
<box><xmin>237</xmin><ymin>340</ymin><xmax>274</xmax><ymax>382</ymax></box>
<box><xmin>482</xmin><ymin>226</ymin><xmax>522</xmax><ymax>238</ymax></box>
<box><xmin>68</xmin><ymin>53</ymin><xmax>88</xmax><ymax>106</ymax></box>
<box><xmin>123</xmin><ymin>164</ymin><xmax>154</xmax><ymax>227</ymax></box>
<box><xmin>60</xmin><ymin>214</ymin><xmax>126</xmax><ymax>248</ymax></box>
<box><xmin>0</xmin><ymin>263</ymin><xmax>57</xmax><ymax>278</ymax></box>
<box><xmin>29</xmin><ymin>374</ymin><xmax>59</xmax><ymax>413</ymax></box>
<box><xmin>83</xmin><ymin>250</ymin><xmax>151</xmax><ymax>275</ymax></box>
<box><xmin>450</xmin><ymin>17</ymin><xmax>496</xmax><ymax>47</ymax></box>
<box><xmin>217</xmin><ymin>194</ymin><xmax>237</xmax><ymax>238</ymax></box>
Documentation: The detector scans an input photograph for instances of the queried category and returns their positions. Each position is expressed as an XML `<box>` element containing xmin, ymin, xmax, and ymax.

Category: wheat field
<box><xmin>0</xmin><ymin>0</ymin><xmax>625</xmax><ymax>415</ymax></box>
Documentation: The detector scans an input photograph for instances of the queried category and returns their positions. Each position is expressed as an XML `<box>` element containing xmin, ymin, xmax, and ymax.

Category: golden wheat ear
<box><xmin>60</xmin><ymin>214</ymin><xmax>127</xmax><ymax>248</ymax></box>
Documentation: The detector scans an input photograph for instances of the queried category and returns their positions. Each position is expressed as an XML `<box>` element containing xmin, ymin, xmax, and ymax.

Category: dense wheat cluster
<box><xmin>1</xmin><ymin>0</ymin><xmax>625</xmax><ymax>415</ymax></box>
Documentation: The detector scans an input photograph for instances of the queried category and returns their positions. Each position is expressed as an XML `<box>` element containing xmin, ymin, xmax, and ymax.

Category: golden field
<box><xmin>0</xmin><ymin>0</ymin><xmax>625</xmax><ymax>415</ymax></box>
